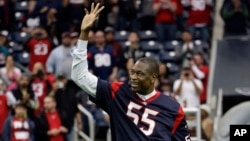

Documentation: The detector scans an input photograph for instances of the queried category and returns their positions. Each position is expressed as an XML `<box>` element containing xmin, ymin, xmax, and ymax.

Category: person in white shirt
<box><xmin>173</xmin><ymin>67</ymin><xmax>203</xmax><ymax>108</ymax></box>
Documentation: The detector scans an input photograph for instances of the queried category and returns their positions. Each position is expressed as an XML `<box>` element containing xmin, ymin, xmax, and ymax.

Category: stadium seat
<box><xmin>15</xmin><ymin>51</ymin><xmax>30</xmax><ymax>66</ymax></box>
<box><xmin>115</xmin><ymin>30</ymin><xmax>129</xmax><ymax>41</ymax></box>
<box><xmin>194</xmin><ymin>40</ymin><xmax>209</xmax><ymax>52</ymax></box>
<box><xmin>140</xmin><ymin>40</ymin><xmax>162</xmax><ymax>53</ymax></box>
<box><xmin>9</xmin><ymin>41</ymin><xmax>24</xmax><ymax>52</ymax></box>
<box><xmin>15</xmin><ymin>1</ymin><xmax>28</xmax><ymax>11</ymax></box>
<box><xmin>139</xmin><ymin>30</ymin><xmax>157</xmax><ymax>41</ymax></box>
<box><xmin>119</xmin><ymin>41</ymin><xmax>130</xmax><ymax>49</ymax></box>
<box><xmin>12</xmin><ymin>32</ymin><xmax>31</xmax><ymax>44</ymax></box>
<box><xmin>159</xmin><ymin>51</ymin><xmax>176</xmax><ymax>62</ymax></box>
<box><xmin>166</xmin><ymin>62</ymin><xmax>179</xmax><ymax>74</ymax></box>
<box><xmin>15</xmin><ymin>12</ymin><xmax>25</xmax><ymax>21</ymax></box>
<box><xmin>144</xmin><ymin>52</ymin><xmax>160</xmax><ymax>61</ymax></box>
<box><xmin>164</xmin><ymin>40</ymin><xmax>180</xmax><ymax>51</ymax></box>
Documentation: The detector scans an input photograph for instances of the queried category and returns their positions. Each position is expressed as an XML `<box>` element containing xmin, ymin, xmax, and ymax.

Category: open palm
<box><xmin>81</xmin><ymin>3</ymin><xmax>104</xmax><ymax>31</ymax></box>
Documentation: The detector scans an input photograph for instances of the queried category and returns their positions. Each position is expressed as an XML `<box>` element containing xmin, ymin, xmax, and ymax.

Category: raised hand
<box><xmin>81</xmin><ymin>3</ymin><xmax>104</xmax><ymax>32</ymax></box>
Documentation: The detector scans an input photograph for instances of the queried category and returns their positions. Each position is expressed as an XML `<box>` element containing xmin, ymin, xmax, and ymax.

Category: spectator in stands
<box><xmin>2</xmin><ymin>103</ymin><xmax>35</xmax><ymax>141</ymax></box>
<box><xmin>200</xmin><ymin>104</ymin><xmax>213</xmax><ymax>141</ymax></box>
<box><xmin>25</xmin><ymin>26</ymin><xmax>53</xmax><ymax>71</ymax></box>
<box><xmin>104</xmin><ymin>26</ymin><xmax>122</xmax><ymax>64</ymax></box>
<box><xmin>175</xmin><ymin>30</ymin><xmax>203</xmax><ymax>67</ymax></box>
<box><xmin>70</xmin><ymin>31</ymin><xmax>79</xmax><ymax>46</ymax></box>
<box><xmin>140</xmin><ymin>0</ymin><xmax>155</xmax><ymax>30</ymax></box>
<box><xmin>0</xmin><ymin>55</ymin><xmax>22</xmax><ymax>91</ymax></box>
<box><xmin>117</xmin><ymin>0</ymin><xmax>140</xmax><ymax>30</ymax></box>
<box><xmin>30</xmin><ymin>62</ymin><xmax>53</xmax><ymax>116</ymax></box>
<box><xmin>46</xmin><ymin>32</ymin><xmax>74</xmax><ymax>79</ymax></box>
<box><xmin>158</xmin><ymin>62</ymin><xmax>172</xmax><ymax>83</ymax></box>
<box><xmin>183</xmin><ymin>0</ymin><xmax>212</xmax><ymax>41</ymax></box>
<box><xmin>0</xmin><ymin>30</ymin><xmax>9</xmax><ymax>67</ymax></box>
<box><xmin>85</xmin><ymin>101</ymin><xmax>109</xmax><ymax>140</ymax></box>
<box><xmin>121</xmin><ymin>31</ymin><xmax>145</xmax><ymax>69</ymax></box>
<box><xmin>221</xmin><ymin>0</ymin><xmax>249</xmax><ymax>36</ymax></box>
<box><xmin>116</xmin><ymin>58</ymin><xmax>135</xmax><ymax>83</ymax></box>
<box><xmin>22</xmin><ymin>0</ymin><xmax>40</xmax><ymax>33</ymax></box>
<box><xmin>63</xmin><ymin>0</ymin><xmax>87</xmax><ymax>25</ymax></box>
<box><xmin>153</xmin><ymin>0</ymin><xmax>179</xmax><ymax>43</ymax></box>
<box><xmin>49</xmin><ymin>74</ymin><xmax>82</xmax><ymax>141</ymax></box>
<box><xmin>12</xmin><ymin>74</ymin><xmax>38</xmax><ymax>121</ymax></box>
<box><xmin>88</xmin><ymin>30</ymin><xmax>118</xmax><ymax>81</ymax></box>
<box><xmin>159</xmin><ymin>80</ymin><xmax>173</xmax><ymax>97</ymax></box>
<box><xmin>35</xmin><ymin>96</ymin><xmax>70</xmax><ymax>141</ymax></box>
<box><xmin>87</xmin><ymin>30</ymin><xmax>95</xmax><ymax>48</ymax></box>
<box><xmin>32</xmin><ymin>0</ymin><xmax>63</xmax><ymax>27</ymax></box>
<box><xmin>173</xmin><ymin>67</ymin><xmax>203</xmax><ymax>108</ymax></box>
<box><xmin>189</xmin><ymin>53</ymin><xmax>209</xmax><ymax>104</ymax></box>
<box><xmin>0</xmin><ymin>78</ymin><xmax>16</xmax><ymax>139</ymax></box>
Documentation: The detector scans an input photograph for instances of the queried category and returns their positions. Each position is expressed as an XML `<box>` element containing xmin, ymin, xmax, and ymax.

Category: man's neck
<box><xmin>137</xmin><ymin>89</ymin><xmax>156</xmax><ymax>101</ymax></box>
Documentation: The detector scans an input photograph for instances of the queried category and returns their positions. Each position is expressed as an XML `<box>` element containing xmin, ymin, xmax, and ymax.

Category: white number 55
<box><xmin>126</xmin><ymin>101</ymin><xmax>159</xmax><ymax>136</ymax></box>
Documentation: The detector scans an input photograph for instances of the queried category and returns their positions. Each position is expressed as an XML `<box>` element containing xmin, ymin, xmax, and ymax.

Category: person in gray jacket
<box><xmin>46</xmin><ymin>32</ymin><xmax>75</xmax><ymax>79</ymax></box>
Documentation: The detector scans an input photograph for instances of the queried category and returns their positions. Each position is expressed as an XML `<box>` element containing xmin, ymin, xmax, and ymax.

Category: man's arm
<box><xmin>71</xmin><ymin>3</ymin><xmax>104</xmax><ymax>97</ymax></box>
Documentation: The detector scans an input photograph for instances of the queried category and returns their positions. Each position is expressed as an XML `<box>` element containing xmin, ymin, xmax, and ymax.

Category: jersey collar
<box><xmin>136</xmin><ymin>89</ymin><xmax>160</xmax><ymax>103</ymax></box>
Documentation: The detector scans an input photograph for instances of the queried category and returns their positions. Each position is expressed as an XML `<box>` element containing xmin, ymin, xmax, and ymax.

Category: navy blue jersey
<box><xmin>90</xmin><ymin>79</ymin><xmax>191</xmax><ymax>141</ymax></box>
<box><xmin>87</xmin><ymin>45</ymin><xmax>116</xmax><ymax>80</ymax></box>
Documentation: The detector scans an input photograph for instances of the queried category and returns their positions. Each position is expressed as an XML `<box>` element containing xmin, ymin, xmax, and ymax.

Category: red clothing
<box><xmin>0</xmin><ymin>94</ymin><xmax>9</xmax><ymax>134</ymax></box>
<box><xmin>154</xmin><ymin>0</ymin><xmax>178</xmax><ymax>24</ymax></box>
<box><xmin>199</xmin><ymin>65</ymin><xmax>209</xmax><ymax>103</ymax></box>
<box><xmin>187</xmin><ymin>0</ymin><xmax>212</xmax><ymax>26</ymax></box>
<box><xmin>11</xmin><ymin>117</ymin><xmax>30</xmax><ymax>141</ymax></box>
<box><xmin>45</xmin><ymin>111</ymin><xmax>64</xmax><ymax>141</ymax></box>
<box><xmin>26</xmin><ymin>38</ymin><xmax>53</xmax><ymax>71</ymax></box>
<box><xmin>31</xmin><ymin>77</ymin><xmax>50</xmax><ymax>116</ymax></box>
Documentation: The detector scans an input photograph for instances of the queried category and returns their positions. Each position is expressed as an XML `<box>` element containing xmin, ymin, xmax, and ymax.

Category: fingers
<box><xmin>93</xmin><ymin>3</ymin><xmax>100</xmax><ymax>13</ymax></box>
<box><xmin>91</xmin><ymin>3</ymin><xmax>94</xmax><ymax>13</ymax></box>
<box><xmin>84</xmin><ymin>8</ymin><xmax>89</xmax><ymax>15</ymax></box>
<box><xmin>96</xmin><ymin>6</ymin><xmax>105</xmax><ymax>15</ymax></box>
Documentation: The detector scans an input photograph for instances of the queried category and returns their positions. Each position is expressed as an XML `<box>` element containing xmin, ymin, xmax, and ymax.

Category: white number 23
<box><xmin>126</xmin><ymin>101</ymin><xmax>159</xmax><ymax>136</ymax></box>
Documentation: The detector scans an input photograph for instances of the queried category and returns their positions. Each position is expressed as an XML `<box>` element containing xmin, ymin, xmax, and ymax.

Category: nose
<box><xmin>130</xmin><ymin>72</ymin><xmax>137</xmax><ymax>80</ymax></box>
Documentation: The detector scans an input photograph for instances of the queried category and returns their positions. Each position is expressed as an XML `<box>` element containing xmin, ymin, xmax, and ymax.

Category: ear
<box><xmin>150</xmin><ymin>73</ymin><xmax>158</xmax><ymax>84</ymax></box>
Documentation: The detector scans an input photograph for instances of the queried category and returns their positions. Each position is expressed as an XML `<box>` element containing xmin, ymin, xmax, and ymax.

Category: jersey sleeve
<box><xmin>89</xmin><ymin>79</ymin><xmax>123</xmax><ymax>114</ymax></box>
<box><xmin>171</xmin><ymin>106</ymin><xmax>191</xmax><ymax>141</ymax></box>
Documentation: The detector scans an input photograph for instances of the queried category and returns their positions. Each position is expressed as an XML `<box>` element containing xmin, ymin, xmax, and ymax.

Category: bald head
<box><xmin>137</xmin><ymin>57</ymin><xmax>159</xmax><ymax>76</ymax></box>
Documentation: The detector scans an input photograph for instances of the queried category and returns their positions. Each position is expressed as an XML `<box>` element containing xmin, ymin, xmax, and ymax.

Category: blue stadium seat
<box><xmin>15</xmin><ymin>51</ymin><xmax>30</xmax><ymax>66</ymax></box>
<box><xmin>144</xmin><ymin>52</ymin><xmax>160</xmax><ymax>61</ymax></box>
<box><xmin>139</xmin><ymin>30</ymin><xmax>157</xmax><ymax>41</ymax></box>
<box><xmin>140</xmin><ymin>41</ymin><xmax>162</xmax><ymax>53</ymax></box>
<box><xmin>159</xmin><ymin>51</ymin><xmax>176</xmax><ymax>62</ymax></box>
<box><xmin>119</xmin><ymin>41</ymin><xmax>130</xmax><ymax>49</ymax></box>
<box><xmin>194</xmin><ymin>40</ymin><xmax>209</xmax><ymax>52</ymax></box>
<box><xmin>115</xmin><ymin>30</ymin><xmax>129</xmax><ymax>41</ymax></box>
<box><xmin>12</xmin><ymin>32</ymin><xmax>30</xmax><ymax>44</ymax></box>
<box><xmin>164</xmin><ymin>40</ymin><xmax>180</xmax><ymax>51</ymax></box>
<box><xmin>15</xmin><ymin>12</ymin><xmax>25</xmax><ymax>21</ymax></box>
<box><xmin>9</xmin><ymin>41</ymin><xmax>24</xmax><ymax>52</ymax></box>
<box><xmin>15</xmin><ymin>1</ymin><xmax>28</xmax><ymax>11</ymax></box>
<box><xmin>166</xmin><ymin>62</ymin><xmax>179</xmax><ymax>74</ymax></box>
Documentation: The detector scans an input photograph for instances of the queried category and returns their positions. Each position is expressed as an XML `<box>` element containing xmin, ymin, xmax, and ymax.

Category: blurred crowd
<box><xmin>0</xmin><ymin>0</ymin><xmax>248</xmax><ymax>141</ymax></box>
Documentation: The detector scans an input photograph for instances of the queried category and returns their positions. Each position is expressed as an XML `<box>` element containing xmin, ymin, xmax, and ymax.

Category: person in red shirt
<box><xmin>2</xmin><ymin>103</ymin><xmax>34</xmax><ymax>141</ymax></box>
<box><xmin>153</xmin><ymin>0</ymin><xmax>179</xmax><ymax>43</ymax></box>
<box><xmin>35</xmin><ymin>96</ymin><xmax>69</xmax><ymax>141</ymax></box>
<box><xmin>30</xmin><ymin>62</ymin><xmax>53</xmax><ymax>116</ymax></box>
<box><xmin>190</xmin><ymin>53</ymin><xmax>209</xmax><ymax>103</ymax></box>
<box><xmin>184</xmin><ymin>0</ymin><xmax>212</xmax><ymax>41</ymax></box>
<box><xmin>0</xmin><ymin>78</ymin><xmax>16</xmax><ymax>138</ymax></box>
<box><xmin>25</xmin><ymin>26</ymin><xmax>53</xmax><ymax>71</ymax></box>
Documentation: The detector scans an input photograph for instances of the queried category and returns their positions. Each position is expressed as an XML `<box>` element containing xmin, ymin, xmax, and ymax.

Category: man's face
<box><xmin>15</xmin><ymin>107</ymin><xmax>26</xmax><ymax>118</ymax></box>
<box><xmin>62</xmin><ymin>36</ymin><xmax>71</xmax><ymax>47</ymax></box>
<box><xmin>194</xmin><ymin>54</ymin><xmax>203</xmax><ymax>65</ymax></box>
<box><xmin>181</xmin><ymin>32</ymin><xmax>192</xmax><ymax>42</ymax></box>
<box><xmin>105</xmin><ymin>32</ymin><xmax>114</xmax><ymax>42</ymax></box>
<box><xmin>95</xmin><ymin>31</ymin><xmax>105</xmax><ymax>45</ymax></box>
<box><xmin>19</xmin><ymin>76</ymin><xmax>29</xmax><ymax>88</ymax></box>
<box><xmin>44</xmin><ymin>97</ymin><xmax>56</xmax><ymax>111</ymax></box>
<box><xmin>130</xmin><ymin>61</ymin><xmax>155</xmax><ymax>94</ymax></box>
<box><xmin>128</xmin><ymin>32</ymin><xmax>139</xmax><ymax>43</ymax></box>
<box><xmin>0</xmin><ymin>35</ymin><xmax>7</xmax><ymax>45</ymax></box>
